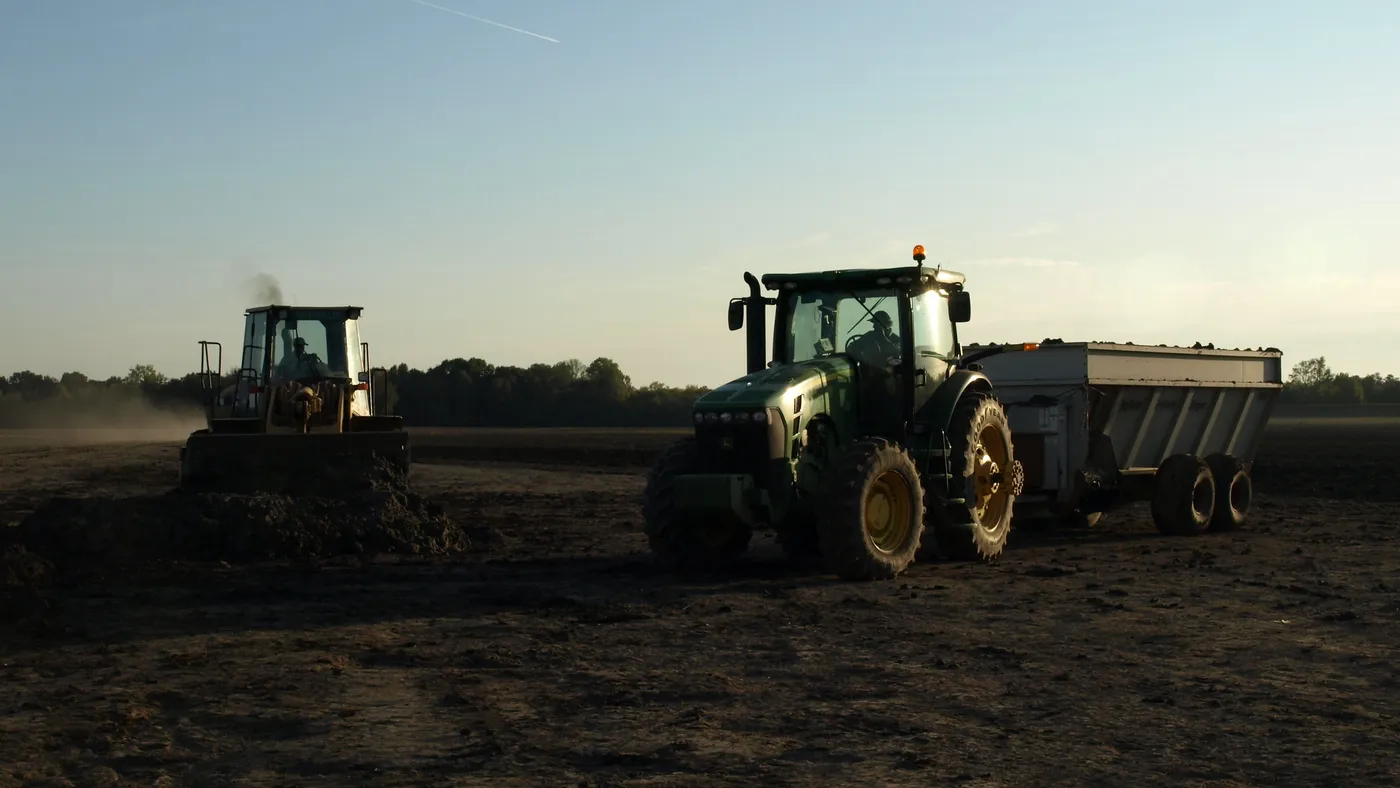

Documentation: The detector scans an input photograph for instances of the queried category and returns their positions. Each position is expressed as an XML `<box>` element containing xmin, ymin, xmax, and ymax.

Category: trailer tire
<box><xmin>1204</xmin><ymin>453</ymin><xmax>1251</xmax><ymax>532</ymax></box>
<box><xmin>1151</xmin><ymin>454</ymin><xmax>1215</xmax><ymax>536</ymax></box>
<box><xmin>816</xmin><ymin>437</ymin><xmax>925</xmax><ymax>581</ymax></box>
<box><xmin>642</xmin><ymin>438</ymin><xmax>753</xmax><ymax>572</ymax></box>
<box><xmin>930</xmin><ymin>391</ymin><xmax>1020</xmax><ymax>561</ymax></box>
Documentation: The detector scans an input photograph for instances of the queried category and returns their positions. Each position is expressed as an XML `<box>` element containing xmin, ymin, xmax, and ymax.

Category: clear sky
<box><xmin>2</xmin><ymin>0</ymin><xmax>1397</xmax><ymax>387</ymax></box>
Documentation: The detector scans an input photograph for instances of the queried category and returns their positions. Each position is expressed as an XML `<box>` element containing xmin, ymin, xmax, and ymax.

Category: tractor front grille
<box><xmin>693</xmin><ymin>410</ymin><xmax>785</xmax><ymax>479</ymax></box>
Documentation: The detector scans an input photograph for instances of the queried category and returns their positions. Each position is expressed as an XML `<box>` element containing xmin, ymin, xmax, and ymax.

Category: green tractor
<box><xmin>641</xmin><ymin>245</ymin><xmax>1033</xmax><ymax>581</ymax></box>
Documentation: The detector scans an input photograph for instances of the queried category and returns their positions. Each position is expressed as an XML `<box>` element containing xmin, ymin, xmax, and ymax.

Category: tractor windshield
<box><xmin>783</xmin><ymin>287</ymin><xmax>900</xmax><ymax>364</ymax></box>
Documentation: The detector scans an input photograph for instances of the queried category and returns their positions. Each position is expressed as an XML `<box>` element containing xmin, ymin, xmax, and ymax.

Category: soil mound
<box><xmin>14</xmin><ymin>457</ymin><xmax>477</xmax><ymax>567</ymax></box>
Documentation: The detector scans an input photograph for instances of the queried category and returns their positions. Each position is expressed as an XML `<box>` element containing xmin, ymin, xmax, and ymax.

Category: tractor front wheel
<box><xmin>930</xmin><ymin>391</ymin><xmax>1022</xmax><ymax>561</ymax></box>
<box><xmin>815</xmin><ymin>437</ymin><xmax>925</xmax><ymax>581</ymax></box>
<box><xmin>641</xmin><ymin>438</ymin><xmax>753</xmax><ymax>572</ymax></box>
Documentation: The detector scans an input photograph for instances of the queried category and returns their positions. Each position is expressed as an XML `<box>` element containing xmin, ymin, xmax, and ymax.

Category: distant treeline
<box><xmin>0</xmin><ymin>355</ymin><xmax>1393</xmax><ymax>428</ymax></box>
<box><xmin>0</xmin><ymin>358</ymin><xmax>707</xmax><ymax>428</ymax></box>
<box><xmin>1279</xmin><ymin>357</ymin><xmax>1400</xmax><ymax>405</ymax></box>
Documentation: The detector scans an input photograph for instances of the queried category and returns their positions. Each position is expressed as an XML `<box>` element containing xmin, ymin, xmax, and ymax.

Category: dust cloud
<box><xmin>0</xmin><ymin>399</ymin><xmax>207</xmax><ymax>448</ymax></box>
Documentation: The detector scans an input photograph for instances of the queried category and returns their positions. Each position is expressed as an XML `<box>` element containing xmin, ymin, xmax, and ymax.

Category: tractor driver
<box><xmin>274</xmin><ymin>335</ymin><xmax>329</xmax><ymax>383</ymax></box>
<box><xmin>848</xmin><ymin>309</ymin><xmax>901</xmax><ymax>368</ymax></box>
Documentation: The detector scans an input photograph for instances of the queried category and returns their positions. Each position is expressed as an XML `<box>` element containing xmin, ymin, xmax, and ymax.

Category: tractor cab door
<box><xmin>836</xmin><ymin>296</ymin><xmax>906</xmax><ymax>440</ymax></box>
<box><xmin>906</xmin><ymin>287</ymin><xmax>960</xmax><ymax>468</ymax></box>
<box><xmin>909</xmin><ymin>287</ymin><xmax>957</xmax><ymax>413</ymax></box>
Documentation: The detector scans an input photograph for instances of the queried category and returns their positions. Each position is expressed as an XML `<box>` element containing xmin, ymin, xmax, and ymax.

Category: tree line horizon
<box><xmin>0</xmin><ymin>355</ymin><xmax>1394</xmax><ymax>429</ymax></box>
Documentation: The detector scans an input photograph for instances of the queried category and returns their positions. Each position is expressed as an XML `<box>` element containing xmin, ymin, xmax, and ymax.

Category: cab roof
<box><xmin>245</xmin><ymin>304</ymin><xmax>364</xmax><ymax>317</ymax></box>
<box><xmin>760</xmin><ymin>264</ymin><xmax>965</xmax><ymax>292</ymax></box>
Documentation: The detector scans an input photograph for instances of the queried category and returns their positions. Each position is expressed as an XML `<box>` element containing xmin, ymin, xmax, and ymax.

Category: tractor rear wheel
<box><xmin>815</xmin><ymin>437</ymin><xmax>925</xmax><ymax>581</ymax></box>
<box><xmin>930</xmin><ymin>391</ymin><xmax>1022</xmax><ymax>561</ymax></box>
<box><xmin>641</xmin><ymin>437</ymin><xmax>753</xmax><ymax>572</ymax></box>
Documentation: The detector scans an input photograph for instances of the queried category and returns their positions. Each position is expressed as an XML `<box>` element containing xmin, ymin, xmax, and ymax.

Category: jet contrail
<box><xmin>401</xmin><ymin>0</ymin><xmax>559</xmax><ymax>43</ymax></box>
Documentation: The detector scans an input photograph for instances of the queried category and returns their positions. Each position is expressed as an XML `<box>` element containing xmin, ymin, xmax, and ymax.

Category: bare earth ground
<box><xmin>0</xmin><ymin>419</ymin><xmax>1397</xmax><ymax>787</ymax></box>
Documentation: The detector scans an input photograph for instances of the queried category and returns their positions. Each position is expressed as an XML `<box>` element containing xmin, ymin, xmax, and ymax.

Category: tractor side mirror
<box><xmin>727</xmin><ymin>299</ymin><xmax>745</xmax><ymax>331</ymax></box>
<box><xmin>949</xmin><ymin>291</ymin><xmax>971</xmax><ymax>323</ymax></box>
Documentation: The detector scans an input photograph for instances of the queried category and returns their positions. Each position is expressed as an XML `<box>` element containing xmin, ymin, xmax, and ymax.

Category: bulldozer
<box><xmin>179</xmin><ymin>304</ymin><xmax>410</xmax><ymax>492</ymax></box>
<box><xmin>641</xmin><ymin>245</ymin><xmax>1032</xmax><ymax>581</ymax></box>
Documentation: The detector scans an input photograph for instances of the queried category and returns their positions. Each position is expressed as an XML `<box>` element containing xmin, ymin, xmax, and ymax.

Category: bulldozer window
<box><xmin>270</xmin><ymin>315</ymin><xmax>349</xmax><ymax>382</ymax></box>
<box><xmin>786</xmin><ymin>288</ymin><xmax>899</xmax><ymax>363</ymax></box>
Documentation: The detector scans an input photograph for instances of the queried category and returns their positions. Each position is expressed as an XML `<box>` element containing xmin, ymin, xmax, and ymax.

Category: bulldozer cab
<box><xmin>201</xmin><ymin>305</ymin><xmax>379</xmax><ymax>426</ymax></box>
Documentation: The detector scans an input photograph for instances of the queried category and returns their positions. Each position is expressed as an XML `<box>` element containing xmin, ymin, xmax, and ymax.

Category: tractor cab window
<box><xmin>269</xmin><ymin>313</ymin><xmax>350</xmax><ymax>383</ymax></box>
<box><xmin>910</xmin><ymin>287</ymin><xmax>956</xmax><ymax>360</ymax></box>
<box><xmin>785</xmin><ymin>288</ymin><xmax>900</xmax><ymax>365</ymax></box>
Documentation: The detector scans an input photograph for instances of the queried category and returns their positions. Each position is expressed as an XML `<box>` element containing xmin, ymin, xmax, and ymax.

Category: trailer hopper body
<box><xmin>971</xmin><ymin>342</ymin><xmax>1283</xmax><ymax>526</ymax></box>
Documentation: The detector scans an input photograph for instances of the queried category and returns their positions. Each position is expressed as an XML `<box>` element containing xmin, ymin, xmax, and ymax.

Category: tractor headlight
<box><xmin>694</xmin><ymin>412</ymin><xmax>704</xmax><ymax>425</ymax></box>
<box><xmin>719</xmin><ymin>412</ymin><xmax>733</xmax><ymax>424</ymax></box>
<box><xmin>752</xmin><ymin>410</ymin><xmax>768</xmax><ymax>423</ymax></box>
<box><xmin>704</xmin><ymin>412</ymin><xmax>718</xmax><ymax>423</ymax></box>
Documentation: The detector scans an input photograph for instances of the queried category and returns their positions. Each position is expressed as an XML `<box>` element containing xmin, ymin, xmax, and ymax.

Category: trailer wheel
<box><xmin>1150</xmin><ymin>454</ymin><xmax>1215</xmax><ymax>536</ymax></box>
<box><xmin>642</xmin><ymin>437</ymin><xmax>753</xmax><ymax>572</ymax></box>
<box><xmin>931</xmin><ymin>391</ymin><xmax>1022</xmax><ymax>561</ymax></box>
<box><xmin>815</xmin><ymin>437</ymin><xmax>925</xmax><ymax>581</ymax></box>
<box><xmin>1204</xmin><ymin>453</ymin><xmax>1251</xmax><ymax>532</ymax></box>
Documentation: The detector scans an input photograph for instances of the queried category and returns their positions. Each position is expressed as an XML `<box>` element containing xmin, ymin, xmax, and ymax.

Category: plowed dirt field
<box><xmin>1</xmin><ymin>419</ymin><xmax>1396</xmax><ymax>787</ymax></box>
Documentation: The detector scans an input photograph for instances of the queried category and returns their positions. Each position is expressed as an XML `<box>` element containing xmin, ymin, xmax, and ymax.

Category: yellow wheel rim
<box><xmin>865</xmin><ymin>470</ymin><xmax>913</xmax><ymax>554</ymax></box>
<box><xmin>972</xmin><ymin>424</ymin><xmax>1012</xmax><ymax>528</ymax></box>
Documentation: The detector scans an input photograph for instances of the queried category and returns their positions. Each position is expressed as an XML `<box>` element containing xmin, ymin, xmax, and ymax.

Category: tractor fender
<box><xmin>924</xmin><ymin>370</ymin><xmax>994</xmax><ymax>434</ymax></box>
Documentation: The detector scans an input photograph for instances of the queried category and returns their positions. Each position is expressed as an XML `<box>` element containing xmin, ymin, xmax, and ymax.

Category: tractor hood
<box><xmin>694</xmin><ymin>357</ymin><xmax>855</xmax><ymax>411</ymax></box>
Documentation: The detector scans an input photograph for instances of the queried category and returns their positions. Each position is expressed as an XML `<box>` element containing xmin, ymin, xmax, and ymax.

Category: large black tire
<box><xmin>815</xmin><ymin>437</ymin><xmax>925</xmax><ymax>581</ymax></box>
<box><xmin>641</xmin><ymin>438</ymin><xmax>753</xmax><ymax>572</ymax></box>
<box><xmin>929</xmin><ymin>391</ymin><xmax>1022</xmax><ymax>561</ymax></box>
<box><xmin>1151</xmin><ymin>454</ymin><xmax>1215</xmax><ymax>536</ymax></box>
<box><xmin>1204</xmin><ymin>453</ymin><xmax>1251</xmax><ymax>532</ymax></box>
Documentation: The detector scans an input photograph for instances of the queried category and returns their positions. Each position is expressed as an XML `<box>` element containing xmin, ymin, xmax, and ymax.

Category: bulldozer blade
<box><xmin>179</xmin><ymin>430</ymin><xmax>411</xmax><ymax>494</ymax></box>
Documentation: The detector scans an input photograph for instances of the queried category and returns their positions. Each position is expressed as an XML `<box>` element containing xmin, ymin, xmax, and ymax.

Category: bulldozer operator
<box><xmin>847</xmin><ymin>309</ymin><xmax>901</xmax><ymax>367</ymax></box>
<box><xmin>273</xmin><ymin>333</ymin><xmax>331</xmax><ymax>383</ymax></box>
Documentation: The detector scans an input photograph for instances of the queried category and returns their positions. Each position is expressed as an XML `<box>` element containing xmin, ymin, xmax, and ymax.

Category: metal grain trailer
<box><xmin>969</xmin><ymin>341</ymin><xmax>1283</xmax><ymax>536</ymax></box>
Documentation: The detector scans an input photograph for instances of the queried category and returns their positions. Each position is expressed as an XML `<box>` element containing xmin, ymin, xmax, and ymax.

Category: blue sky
<box><xmin>2</xmin><ymin>0</ymin><xmax>1396</xmax><ymax>387</ymax></box>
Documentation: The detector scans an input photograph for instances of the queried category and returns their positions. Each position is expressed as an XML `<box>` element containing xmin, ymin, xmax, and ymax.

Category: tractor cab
<box><xmin>726</xmin><ymin>245</ymin><xmax>973</xmax><ymax>442</ymax></box>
